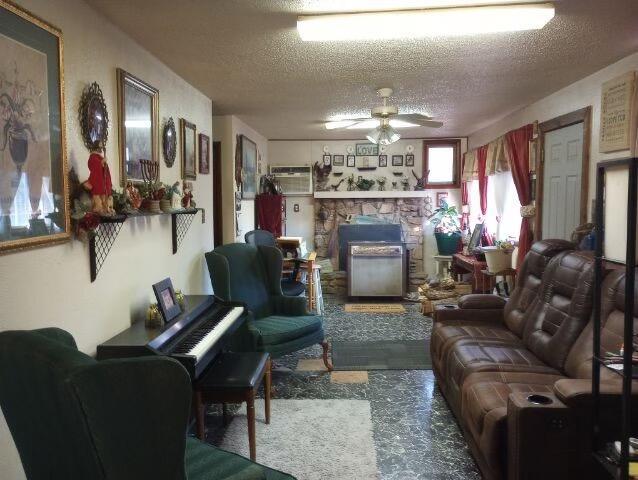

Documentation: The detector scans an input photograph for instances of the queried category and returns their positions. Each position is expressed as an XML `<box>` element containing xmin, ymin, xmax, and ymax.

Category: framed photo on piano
<box><xmin>153</xmin><ymin>278</ymin><xmax>182</xmax><ymax>323</ymax></box>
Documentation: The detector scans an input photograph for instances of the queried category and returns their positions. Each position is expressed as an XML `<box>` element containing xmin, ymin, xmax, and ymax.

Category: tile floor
<box><xmin>204</xmin><ymin>298</ymin><xmax>481</xmax><ymax>480</ymax></box>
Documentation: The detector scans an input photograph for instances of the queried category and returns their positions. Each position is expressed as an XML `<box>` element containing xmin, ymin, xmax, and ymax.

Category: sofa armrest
<box><xmin>553</xmin><ymin>378</ymin><xmax>636</xmax><ymax>409</ymax></box>
<box><xmin>507</xmin><ymin>392</ymin><xmax>574</xmax><ymax>480</ymax></box>
<box><xmin>271</xmin><ymin>295</ymin><xmax>309</xmax><ymax>316</ymax></box>
<box><xmin>458</xmin><ymin>294</ymin><xmax>507</xmax><ymax>309</ymax></box>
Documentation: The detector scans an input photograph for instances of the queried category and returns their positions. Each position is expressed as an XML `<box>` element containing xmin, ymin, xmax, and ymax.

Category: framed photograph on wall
<box><xmin>436</xmin><ymin>191</ymin><xmax>449</xmax><ymax>207</ymax></box>
<box><xmin>392</xmin><ymin>155</ymin><xmax>404</xmax><ymax>166</ymax></box>
<box><xmin>0</xmin><ymin>1</ymin><xmax>71</xmax><ymax>254</ymax></box>
<box><xmin>378</xmin><ymin>155</ymin><xmax>388</xmax><ymax>167</ymax></box>
<box><xmin>180</xmin><ymin>118</ymin><xmax>197</xmax><ymax>180</ymax></box>
<box><xmin>323</xmin><ymin>154</ymin><xmax>331</xmax><ymax>166</ymax></box>
<box><xmin>198</xmin><ymin>133</ymin><xmax>210</xmax><ymax>174</ymax></box>
<box><xmin>117</xmin><ymin>68</ymin><xmax>159</xmax><ymax>185</ymax></box>
<box><xmin>240</xmin><ymin>135</ymin><xmax>257</xmax><ymax>199</ymax></box>
<box><xmin>347</xmin><ymin>155</ymin><xmax>355</xmax><ymax>167</ymax></box>
<box><xmin>406</xmin><ymin>154</ymin><xmax>415</xmax><ymax>167</ymax></box>
<box><xmin>333</xmin><ymin>154</ymin><xmax>344</xmax><ymax>166</ymax></box>
<box><xmin>152</xmin><ymin>278</ymin><xmax>182</xmax><ymax>323</ymax></box>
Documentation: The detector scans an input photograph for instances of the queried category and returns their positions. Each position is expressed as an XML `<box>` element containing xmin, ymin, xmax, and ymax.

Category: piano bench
<box><xmin>194</xmin><ymin>352</ymin><xmax>271</xmax><ymax>462</ymax></box>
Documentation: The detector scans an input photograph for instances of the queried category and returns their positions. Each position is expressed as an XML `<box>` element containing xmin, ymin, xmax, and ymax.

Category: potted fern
<box><xmin>429</xmin><ymin>200</ymin><xmax>462</xmax><ymax>255</ymax></box>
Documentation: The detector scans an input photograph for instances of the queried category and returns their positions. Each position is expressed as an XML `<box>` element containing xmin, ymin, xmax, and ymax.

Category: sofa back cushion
<box><xmin>504</xmin><ymin>239</ymin><xmax>574</xmax><ymax>336</ymax></box>
<box><xmin>564</xmin><ymin>269</ymin><xmax>637</xmax><ymax>380</ymax></box>
<box><xmin>523</xmin><ymin>250</ymin><xmax>595</xmax><ymax>372</ymax></box>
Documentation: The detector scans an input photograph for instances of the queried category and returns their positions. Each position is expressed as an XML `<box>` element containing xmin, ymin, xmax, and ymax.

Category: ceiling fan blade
<box><xmin>323</xmin><ymin>118</ymin><xmax>372</xmax><ymax>130</ymax></box>
<box><xmin>394</xmin><ymin>113</ymin><xmax>443</xmax><ymax>128</ymax></box>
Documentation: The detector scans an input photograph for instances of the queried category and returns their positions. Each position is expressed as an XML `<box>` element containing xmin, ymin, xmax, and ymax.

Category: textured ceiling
<box><xmin>85</xmin><ymin>0</ymin><xmax>638</xmax><ymax>139</ymax></box>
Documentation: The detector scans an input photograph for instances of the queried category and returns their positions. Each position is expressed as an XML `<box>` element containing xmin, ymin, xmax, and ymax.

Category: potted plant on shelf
<box><xmin>482</xmin><ymin>240</ymin><xmax>514</xmax><ymax>273</ymax></box>
<box><xmin>429</xmin><ymin>200</ymin><xmax>462</xmax><ymax>255</ymax></box>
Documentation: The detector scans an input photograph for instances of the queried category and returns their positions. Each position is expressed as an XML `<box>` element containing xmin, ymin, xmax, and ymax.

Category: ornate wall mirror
<box><xmin>78</xmin><ymin>82</ymin><xmax>108</xmax><ymax>151</ymax></box>
<box><xmin>116</xmin><ymin>68</ymin><xmax>159</xmax><ymax>185</ymax></box>
<box><xmin>162</xmin><ymin>117</ymin><xmax>176</xmax><ymax>167</ymax></box>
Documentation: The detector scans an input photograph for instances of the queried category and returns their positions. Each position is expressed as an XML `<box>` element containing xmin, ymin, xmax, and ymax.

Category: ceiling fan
<box><xmin>324</xmin><ymin>87</ymin><xmax>443</xmax><ymax>145</ymax></box>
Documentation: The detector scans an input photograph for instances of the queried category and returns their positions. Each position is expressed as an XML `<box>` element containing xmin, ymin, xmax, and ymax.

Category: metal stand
<box><xmin>592</xmin><ymin>156</ymin><xmax>637</xmax><ymax>480</ymax></box>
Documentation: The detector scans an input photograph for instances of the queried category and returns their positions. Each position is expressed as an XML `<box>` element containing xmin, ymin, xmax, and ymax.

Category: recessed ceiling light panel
<box><xmin>297</xmin><ymin>3</ymin><xmax>555</xmax><ymax>41</ymax></box>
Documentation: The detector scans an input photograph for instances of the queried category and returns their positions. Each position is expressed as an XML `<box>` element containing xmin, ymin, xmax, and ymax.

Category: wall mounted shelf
<box><xmin>88</xmin><ymin>208</ymin><xmax>202</xmax><ymax>282</ymax></box>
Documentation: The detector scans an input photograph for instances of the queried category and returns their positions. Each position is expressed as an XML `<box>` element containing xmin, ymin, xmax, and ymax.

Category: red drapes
<box><xmin>476</xmin><ymin>145</ymin><xmax>493</xmax><ymax>246</ymax></box>
<box><xmin>460</xmin><ymin>181</ymin><xmax>469</xmax><ymax>231</ymax></box>
<box><xmin>505</xmin><ymin>124</ymin><xmax>534</xmax><ymax>270</ymax></box>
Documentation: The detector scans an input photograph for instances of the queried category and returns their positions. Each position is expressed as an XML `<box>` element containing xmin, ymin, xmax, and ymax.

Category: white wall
<box><xmin>469</xmin><ymin>51</ymin><xmax>638</xmax><ymax>221</ymax></box>
<box><xmin>268</xmin><ymin>138</ymin><xmax>467</xmax><ymax>275</ymax></box>
<box><xmin>0</xmin><ymin>1</ymin><xmax>214</xmax><ymax>478</ymax></box>
<box><xmin>213</xmin><ymin>115</ymin><xmax>268</xmax><ymax>243</ymax></box>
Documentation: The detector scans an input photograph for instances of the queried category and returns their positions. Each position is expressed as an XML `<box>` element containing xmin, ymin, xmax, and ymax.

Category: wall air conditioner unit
<box><xmin>269</xmin><ymin>165</ymin><xmax>313</xmax><ymax>195</ymax></box>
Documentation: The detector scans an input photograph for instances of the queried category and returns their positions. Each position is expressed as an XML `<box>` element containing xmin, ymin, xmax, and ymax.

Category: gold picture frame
<box><xmin>117</xmin><ymin>68</ymin><xmax>159</xmax><ymax>186</ymax></box>
<box><xmin>0</xmin><ymin>0</ymin><xmax>70</xmax><ymax>254</ymax></box>
<box><xmin>181</xmin><ymin>118</ymin><xmax>197</xmax><ymax>180</ymax></box>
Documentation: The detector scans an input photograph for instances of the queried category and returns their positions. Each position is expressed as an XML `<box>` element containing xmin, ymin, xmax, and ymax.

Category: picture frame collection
<box><xmin>0</xmin><ymin>0</ymin><xmax>213</xmax><ymax>255</ymax></box>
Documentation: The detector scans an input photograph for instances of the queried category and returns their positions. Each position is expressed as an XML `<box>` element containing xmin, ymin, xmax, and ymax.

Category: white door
<box><xmin>542</xmin><ymin>122</ymin><xmax>584</xmax><ymax>240</ymax></box>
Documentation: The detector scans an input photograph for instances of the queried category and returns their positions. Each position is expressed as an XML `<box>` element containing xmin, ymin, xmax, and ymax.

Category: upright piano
<box><xmin>97</xmin><ymin>295</ymin><xmax>245</xmax><ymax>380</ymax></box>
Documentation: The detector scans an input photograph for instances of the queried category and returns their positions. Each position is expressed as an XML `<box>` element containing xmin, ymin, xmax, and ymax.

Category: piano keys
<box><xmin>97</xmin><ymin>295</ymin><xmax>245</xmax><ymax>380</ymax></box>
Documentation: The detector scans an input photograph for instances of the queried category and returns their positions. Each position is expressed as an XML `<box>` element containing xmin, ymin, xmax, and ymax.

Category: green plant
<box><xmin>428</xmin><ymin>200</ymin><xmax>461</xmax><ymax>235</ymax></box>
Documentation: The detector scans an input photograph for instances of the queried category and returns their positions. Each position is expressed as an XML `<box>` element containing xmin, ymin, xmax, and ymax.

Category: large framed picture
<box><xmin>117</xmin><ymin>68</ymin><xmax>159</xmax><ymax>185</ymax></box>
<box><xmin>241</xmin><ymin>135</ymin><xmax>257</xmax><ymax>199</ymax></box>
<box><xmin>0</xmin><ymin>1</ymin><xmax>70</xmax><ymax>254</ymax></box>
<box><xmin>152</xmin><ymin>277</ymin><xmax>182</xmax><ymax>323</ymax></box>
<box><xmin>181</xmin><ymin>119</ymin><xmax>197</xmax><ymax>180</ymax></box>
<box><xmin>198</xmin><ymin>133</ymin><xmax>210</xmax><ymax>174</ymax></box>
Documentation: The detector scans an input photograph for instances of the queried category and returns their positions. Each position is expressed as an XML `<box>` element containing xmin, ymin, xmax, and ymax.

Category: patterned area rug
<box><xmin>332</xmin><ymin>339</ymin><xmax>432</xmax><ymax>370</ymax></box>
<box><xmin>344</xmin><ymin>304</ymin><xmax>406</xmax><ymax>313</ymax></box>
<box><xmin>220</xmin><ymin>399</ymin><xmax>378</xmax><ymax>480</ymax></box>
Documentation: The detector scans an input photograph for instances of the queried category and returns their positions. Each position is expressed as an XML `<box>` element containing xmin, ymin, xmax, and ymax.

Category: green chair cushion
<box><xmin>185</xmin><ymin>437</ymin><xmax>294</xmax><ymax>480</ymax></box>
<box><xmin>250</xmin><ymin>315</ymin><xmax>322</xmax><ymax>346</ymax></box>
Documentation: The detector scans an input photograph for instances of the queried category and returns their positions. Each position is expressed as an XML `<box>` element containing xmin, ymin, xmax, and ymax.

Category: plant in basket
<box><xmin>428</xmin><ymin>200</ymin><xmax>462</xmax><ymax>255</ymax></box>
<box><xmin>482</xmin><ymin>239</ymin><xmax>515</xmax><ymax>273</ymax></box>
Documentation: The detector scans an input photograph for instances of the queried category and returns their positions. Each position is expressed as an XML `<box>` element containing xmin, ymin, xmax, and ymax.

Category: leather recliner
<box><xmin>431</xmin><ymin>242</ymin><xmax>638</xmax><ymax>480</ymax></box>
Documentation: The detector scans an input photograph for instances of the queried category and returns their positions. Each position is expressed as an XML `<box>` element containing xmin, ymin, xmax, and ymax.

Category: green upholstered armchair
<box><xmin>0</xmin><ymin>328</ymin><xmax>295</xmax><ymax>480</ymax></box>
<box><xmin>205</xmin><ymin>243</ymin><xmax>332</xmax><ymax>370</ymax></box>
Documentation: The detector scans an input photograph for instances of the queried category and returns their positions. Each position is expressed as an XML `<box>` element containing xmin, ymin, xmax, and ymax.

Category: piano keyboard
<box><xmin>171</xmin><ymin>305</ymin><xmax>244</xmax><ymax>361</ymax></box>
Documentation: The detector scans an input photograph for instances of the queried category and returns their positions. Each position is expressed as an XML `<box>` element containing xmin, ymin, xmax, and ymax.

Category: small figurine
<box><xmin>376</xmin><ymin>177</ymin><xmax>387</xmax><ymax>191</ymax></box>
<box><xmin>83</xmin><ymin>147</ymin><xmax>114</xmax><ymax>215</ymax></box>
<box><xmin>169</xmin><ymin>181</ymin><xmax>182</xmax><ymax>210</ymax></box>
<box><xmin>330</xmin><ymin>179</ymin><xmax>344</xmax><ymax>191</ymax></box>
<box><xmin>412</xmin><ymin>169</ymin><xmax>428</xmax><ymax>191</ymax></box>
<box><xmin>346</xmin><ymin>174</ymin><xmax>356</xmax><ymax>191</ymax></box>
<box><xmin>182</xmin><ymin>181</ymin><xmax>193</xmax><ymax>209</ymax></box>
<box><xmin>125</xmin><ymin>181</ymin><xmax>142</xmax><ymax>211</ymax></box>
<box><xmin>401</xmin><ymin>177</ymin><xmax>410</xmax><ymax>191</ymax></box>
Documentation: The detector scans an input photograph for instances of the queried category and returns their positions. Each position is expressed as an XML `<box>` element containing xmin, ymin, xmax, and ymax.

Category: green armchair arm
<box><xmin>33</xmin><ymin>327</ymin><xmax>78</xmax><ymax>349</ymax></box>
<box><xmin>271</xmin><ymin>295</ymin><xmax>310</xmax><ymax>316</ymax></box>
<box><xmin>72</xmin><ymin>356</ymin><xmax>191</xmax><ymax>480</ymax></box>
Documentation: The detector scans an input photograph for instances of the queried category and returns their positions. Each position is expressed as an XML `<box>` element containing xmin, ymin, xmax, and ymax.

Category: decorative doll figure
<box><xmin>125</xmin><ymin>181</ymin><xmax>142</xmax><ymax>211</ymax></box>
<box><xmin>169</xmin><ymin>181</ymin><xmax>182</xmax><ymax>210</ymax></box>
<box><xmin>83</xmin><ymin>147</ymin><xmax>114</xmax><ymax>215</ymax></box>
<box><xmin>182</xmin><ymin>181</ymin><xmax>193</xmax><ymax>209</ymax></box>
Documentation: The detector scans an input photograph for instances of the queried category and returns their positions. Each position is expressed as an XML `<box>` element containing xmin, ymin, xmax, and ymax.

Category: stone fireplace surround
<box><xmin>314</xmin><ymin>197</ymin><xmax>429</xmax><ymax>296</ymax></box>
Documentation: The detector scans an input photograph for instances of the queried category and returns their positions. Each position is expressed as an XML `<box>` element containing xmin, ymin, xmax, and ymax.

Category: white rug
<box><xmin>220</xmin><ymin>399</ymin><xmax>379</xmax><ymax>480</ymax></box>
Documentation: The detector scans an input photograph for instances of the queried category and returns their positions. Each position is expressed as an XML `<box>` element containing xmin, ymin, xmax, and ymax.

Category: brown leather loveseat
<box><xmin>431</xmin><ymin>240</ymin><xmax>636</xmax><ymax>480</ymax></box>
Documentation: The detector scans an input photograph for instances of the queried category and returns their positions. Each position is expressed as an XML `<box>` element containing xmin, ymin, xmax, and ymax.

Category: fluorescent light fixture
<box><xmin>297</xmin><ymin>3</ymin><xmax>555</xmax><ymax>41</ymax></box>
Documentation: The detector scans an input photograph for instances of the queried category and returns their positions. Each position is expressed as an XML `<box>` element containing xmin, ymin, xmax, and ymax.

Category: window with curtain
<box><xmin>468</xmin><ymin>172</ymin><xmax>520</xmax><ymax>242</ymax></box>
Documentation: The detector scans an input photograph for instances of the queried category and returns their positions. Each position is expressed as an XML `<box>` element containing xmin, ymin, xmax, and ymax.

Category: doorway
<box><xmin>212</xmin><ymin>141</ymin><xmax>223</xmax><ymax>247</ymax></box>
<box><xmin>536</xmin><ymin>107</ymin><xmax>591</xmax><ymax>241</ymax></box>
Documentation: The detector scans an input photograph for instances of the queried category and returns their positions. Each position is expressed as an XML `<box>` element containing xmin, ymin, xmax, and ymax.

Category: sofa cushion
<box><xmin>250</xmin><ymin>315</ymin><xmax>323</xmax><ymax>346</ymax></box>
<box><xmin>446</xmin><ymin>340</ymin><xmax>561</xmax><ymax>403</ymax></box>
<box><xmin>503</xmin><ymin>239</ymin><xmax>574</xmax><ymax>336</ymax></box>
<box><xmin>523</xmin><ymin>250</ymin><xmax>594</xmax><ymax>372</ymax></box>
<box><xmin>460</xmin><ymin>372</ymin><xmax>565</xmax><ymax>474</ymax></box>
<box><xmin>185</xmin><ymin>437</ymin><xmax>294</xmax><ymax>480</ymax></box>
<box><xmin>431</xmin><ymin>321</ymin><xmax>519</xmax><ymax>375</ymax></box>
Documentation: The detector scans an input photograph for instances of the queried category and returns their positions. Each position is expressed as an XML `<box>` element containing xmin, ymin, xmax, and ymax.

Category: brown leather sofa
<box><xmin>431</xmin><ymin>240</ymin><xmax>636</xmax><ymax>480</ymax></box>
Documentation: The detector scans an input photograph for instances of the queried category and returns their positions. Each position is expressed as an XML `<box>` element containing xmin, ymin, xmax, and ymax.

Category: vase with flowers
<box><xmin>428</xmin><ymin>200</ymin><xmax>462</xmax><ymax>255</ymax></box>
